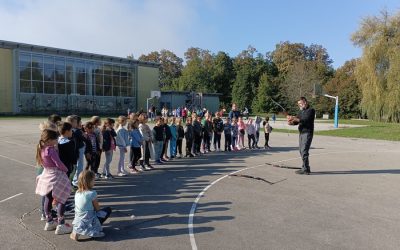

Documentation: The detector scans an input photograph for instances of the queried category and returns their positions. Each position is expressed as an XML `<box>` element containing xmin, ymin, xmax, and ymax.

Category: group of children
<box><xmin>34</xmin><ymin>111</ymin><xmax>273</xmax><ymax>240</ymax></box>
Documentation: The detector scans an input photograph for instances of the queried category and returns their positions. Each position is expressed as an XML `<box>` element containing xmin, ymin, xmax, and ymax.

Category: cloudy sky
<box><xmin>0</xmin><ymin>0</ymin><xmax>399</xmax><ymax>68</ymax></box>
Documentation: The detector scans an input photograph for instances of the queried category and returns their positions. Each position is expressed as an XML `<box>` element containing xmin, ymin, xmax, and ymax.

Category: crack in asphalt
<box><xmin>265</xmin><ymin>162</ymin><xmax>301</xmax><ymax>169</ymax></box>
<box><xmin>229</xmin><ymin>174</ymin><xmax>287</xmax><ymax>185</ymax></box>
<box><xmin>19</xmin><ymin>207</ymin><xmax>57</xmax><ymax>250</ymax></box>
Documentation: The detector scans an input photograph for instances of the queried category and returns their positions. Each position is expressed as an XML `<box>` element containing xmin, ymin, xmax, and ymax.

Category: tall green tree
<box><xmin>351</xmin><ymin>10</ymin><xmax>400</xmax><ymax>122</ymax></box>
<box><xmin>252</xmin><ymin>73</ymin><xmax>281</xmax><ymax>113</ymax></box>
<box><xmin>212</xmin><ymin>51</ymin><xmax>235</xmax><ymax>105</ymax></box>
<box><xmin>139</xmin><ymin>50</ymin><xmax>183</xmax><ymax>89</ymax></box>
<box><xmin>175</xmin><ymin>47</ymin><xmax>214</xmax><ymax>92</ymax></box>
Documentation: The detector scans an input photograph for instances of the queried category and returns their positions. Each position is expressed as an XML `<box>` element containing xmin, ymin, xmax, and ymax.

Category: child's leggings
<box><xmin>44</xmin><ymin>191</ymin><xmax>65</xmax><ymax>224</ymax></box>
<box><xmin>231</xmin><ymin>136</ymin><xmax>237</xmax><ymax>149</ymax></box>
<box><xmin>102</xmin><ymin>150</ymin><xmax>113</xmax><ymax>175</ymax></box>
<box><xmin>117</xmin><ymin>146</ymin><xmax>126</xmax><ymax>173</ymax></box>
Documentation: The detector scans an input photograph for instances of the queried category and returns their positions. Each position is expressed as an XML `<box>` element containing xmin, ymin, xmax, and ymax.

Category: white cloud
<box><xmin>0</xmin><ymin>0</ymin><xmax>197</xmax><ymax>59</ymax></box>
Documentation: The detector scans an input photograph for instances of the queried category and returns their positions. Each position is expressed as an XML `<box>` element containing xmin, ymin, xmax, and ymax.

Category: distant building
<box><xmin>158</xmin><ymin>91</ymin><xmax>221</xmax><ymax>113</ymax></box>
<box><xmin>0</xmin><ymin>40</ymin><xmax>159</xmax><ymax>115</ymax></box>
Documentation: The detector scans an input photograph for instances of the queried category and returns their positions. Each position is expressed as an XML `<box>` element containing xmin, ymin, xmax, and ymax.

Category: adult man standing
<box><xmin>287</xmin><ymin>97</ymin><xmax>315</xmax><ymax>175</ymax></box>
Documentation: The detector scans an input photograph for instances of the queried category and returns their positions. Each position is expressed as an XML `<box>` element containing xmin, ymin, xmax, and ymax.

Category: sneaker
<box><xmin>117</xmin><ymin>172</ymin><xmax>127</xmax><ymax>177</ymax></box>
<box><xmin>131</xmin><ymin>168</ymin><xmax>139</xmax><ymax>174</ymax></box>
<box><xmin>55</xmin><ymin>223</ymin><xmax>73</xmax><ymax>235</ymax></box>
<box><xmin>95</xmin><ymin>173</ymin><xmax>101</xmax><ymax>180</ymax></box>
<box><xmin>40</xmin><ymin>214</ymin><xmax>46</xmax><ymax>221</ymax></box>
<box><xmin>144</xmin><ymin>165</ymin><xmax>152</xmax><ymax>170</ymax></box>
<box><xmin>106</xmin><ymin>174</ymin><xmax>114</xmax><ymax>179</ymax></box>
<box><xmin>91</xmin><ymin>231</ymin><xmax>105</xmax><ymax>238</ymax></box>
<box><xmin>295</xmin><ymin>169</ymin><xmax>310</xmax><ymax>175</ymax></box>
<box><xmin>44</xmin><ymin>221</ymin><xmax>57</xmax><ymax>231</ymax></box>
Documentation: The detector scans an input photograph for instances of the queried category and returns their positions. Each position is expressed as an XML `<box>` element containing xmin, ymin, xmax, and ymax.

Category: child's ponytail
<box><xmin>36</xmin><ymin>140</ymin><xmax>44</xmax><ymax>165</ymax></box>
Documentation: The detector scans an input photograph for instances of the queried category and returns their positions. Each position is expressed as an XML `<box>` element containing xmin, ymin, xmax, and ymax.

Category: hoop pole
<box><xmin>334</xmin><ymin>96</ymin><xmax>339</xmax><ymax>128</ymax></box>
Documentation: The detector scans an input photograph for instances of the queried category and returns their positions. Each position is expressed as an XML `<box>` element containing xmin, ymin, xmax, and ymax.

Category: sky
<box><xmin>0</xmin><ymin>0</ymin><xmax>399</xmax><ymax>68</ymax></box>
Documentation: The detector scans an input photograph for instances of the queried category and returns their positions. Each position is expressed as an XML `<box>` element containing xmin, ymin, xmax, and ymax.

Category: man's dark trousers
<box><xmin>299</xmin><ymin>132</ymin><xmax>313</xmax><ymax>172</ymax></box>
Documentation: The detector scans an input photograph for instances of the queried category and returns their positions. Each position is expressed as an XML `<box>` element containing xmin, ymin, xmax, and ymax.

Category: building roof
<box><xmin>0</xmin><ymin>39</ymin><xmax>160</xmax><ymax>68</ymax></box>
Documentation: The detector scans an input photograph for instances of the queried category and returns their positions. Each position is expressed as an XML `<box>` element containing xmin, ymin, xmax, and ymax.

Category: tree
<box><xmin>211</xmin><ymin>51</ymin><xmax>235</xmax><ymax>105</ymax></box>
<box><xmin>139</xmin><ymin>50</ymin><xmax>183</xmax><ymax>89</ymax></box>
<box><xmin>271</xmin><ymin>41</ymin><xmax>334</xmax><ymax>112</ymax></box>
<box><xmin>351</xmin><ymin>10</ymin><xmax>400</xmax><ymax>122</ymax></box>
<box><xmin>175</xmin><ymin>47</ymin><xmax>214</xmax><ymax>92</ymax></box>
<box><xmin>320</xmin><ymin>59</ymin><xmax>361</xmax><ymax>118</ymax></box>
<box><xmin>252</xmin><ymin>73</ymin><xmax>281</xmax><ymax>113</ymax></box>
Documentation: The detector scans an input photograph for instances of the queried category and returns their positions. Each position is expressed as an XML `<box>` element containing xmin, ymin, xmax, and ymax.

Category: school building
<box><xmin>0</xmin><ymin>40</ymin><xmax>160</xmax><ymax>115</ymax></box>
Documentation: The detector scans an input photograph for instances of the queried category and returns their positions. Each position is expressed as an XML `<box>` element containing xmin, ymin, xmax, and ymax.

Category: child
<box><xmin>139</xmin><ymin>113</ymin><xmax>154</xmax><ymax>170</ymax></box>
<box><xmin>129</xmin><ymin>120</ymin><xmax>143</xmax><ymax>173</ymax></box>
<box><xmin>66</xmin><ymin>115</ymin><xmax>86</xmax><ymax>187</ymax></box>
<box><xmin>237</xmin><ymin>117</ymin><xmax>246</xmax><ymax>149</ymax></box>
<box><xmin>254</xmin><ymin>116</ymin><xmax>262</xmax><ymax>149</ymax></box>
<box><xmin>193</xmin><ymin>114</ymin><xmax>202</xmax><ymax>156</ymax></box>
<box><xmin>246</xmin><ymin>118</ymin><xmax>256</xmax><ymax>149</ymax></box>
<box><xmin>152</xmin><ymin>116</ymin><xmax>165</xmax><ymax>164</ymax></box>
<box><xmin>223</xmin><ymin>118</ymin><xmax>232</xmax><ymax>152</ymax></box>
<box><xmin>169</xmin><ymin>117</ymin><xmax>177</xmax><ymax>159</ymax></box>
<box><xmin>84</xmin><ymin>122</ymin><xmax>100</xmax><ymax>174</ymax></box>
<box><xmin>231</xmin><ymin>118</ymin><xmax>239</xmax><ymax>151</ymax></box>
<box><xmin>176</xmin><ymin>118</ymin><xmax>185</xmax><ymax>158</ymax></box>
<box><xmin>213</xmin><ymin>112</ymin><xmax>224</xmax><ymax>151</ymax></box>
<box><xmin>162</xmin><ymin>117</ymin><xmax>172</xmax><ymax>161</ymax></box>
<box><xmin>101</xmin><ymin>118</ymin><xmax>117</xmax><ymax>179</ymax></box>
<box><xmin>35</xmin><ymin>129</ymin><xmax>72</xmax><ymax>235</ymax></box>
<box><xmin>116</xmin><ymin>116</ymin><xmax>129</xmax><ymax>176</ymax></box>
<box><xmin>203</xmin><ymin>114</ymin><xmax>213</xmax><ymax>153</ymax></box>
<box><xmin>90</xmin><ymin>116</ymin><xmax>103</xmax><ymax>179</ymax></box>
<box><xmin>263</xmin><ymin>116</ymin><xmax>272</xmax><ymax>149</ymax></box>
<box><xmin>38</xmin><ymin>121</ymin><xmax>59</xmax><ymax>221</ymax></box>
<box><xmin>184</xmin><ymin>117</ymin><xmax>194</xmax><ymax>157</ymax></box>
<box><xmin>70</xmin><ymin>170</ymin><xmax>112</xmax><ymax>240</ymax></box>
<box><xmin>57</xmin><ymin>122</ymin><xmax>76</xmax><ymax>179</ymax></box>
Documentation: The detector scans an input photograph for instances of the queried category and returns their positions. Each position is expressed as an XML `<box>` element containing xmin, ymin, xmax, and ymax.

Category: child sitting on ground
<box><xmin>70</xmin><ymin>170</ymin><xmax>112</xmax><ymax>240</ymax></box>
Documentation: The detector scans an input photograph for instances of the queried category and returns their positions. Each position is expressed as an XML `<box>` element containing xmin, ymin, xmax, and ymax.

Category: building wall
<box><xmin>202</xmin><ymin>96</ymin><xmax>220</xmax><ymax>112</ymax></box>
<box><xmin>137</xmin><ymin>66</ymin><xmax>159</xmax><ymax>112</ymax></box>
<box><xmin>159</xmin><ymin>93</ymin><xmax>187</xmax><ymax>110</ymax></box>
<box><xmin>0</xmin><ymin>48</ymin><xmax>13</xmax><ymax>113</ymax></box>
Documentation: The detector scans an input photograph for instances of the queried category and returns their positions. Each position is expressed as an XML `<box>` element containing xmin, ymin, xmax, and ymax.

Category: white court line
<box><xmin>187</xmin><ymin>149</ymin><xmax>396</xmax><ymax>250</ymax></box>
<box><xmin>0</xmin><ymin>139</ymin><xmax>32</xmax><ymax>148</ymax></box>
<box><xmin>0</xmin><ymin>193</ymin><xmax>23</xmax><ymax>204</ymax></box>
<box><xmin>0</xmin><ymin>154</ymin><xmax>36</xmax><ymax>168</ymax></box>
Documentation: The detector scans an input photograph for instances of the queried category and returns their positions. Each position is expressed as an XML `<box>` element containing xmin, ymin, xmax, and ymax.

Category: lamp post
<box><xmin>324</xmin><ymin>94</ymin><xmax>339</xmax><ymax>128</ymax></box>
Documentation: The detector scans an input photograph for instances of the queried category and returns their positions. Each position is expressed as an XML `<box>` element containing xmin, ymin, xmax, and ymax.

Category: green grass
<box><xmin>274</xmin><ymin>120</ymin><xmax>400</xmax><ymax>141</ymax></box>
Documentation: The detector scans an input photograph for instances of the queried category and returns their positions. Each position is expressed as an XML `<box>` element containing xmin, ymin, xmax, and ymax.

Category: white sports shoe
<box><xmin>44</xmin><ymin>221</ymin><xmax>57</xmax><ymax>231</ymax></box>
<box><xmin>55</xmin><ymin>223</ymin><xmax>73</xmax><ymax>235</ymax></box>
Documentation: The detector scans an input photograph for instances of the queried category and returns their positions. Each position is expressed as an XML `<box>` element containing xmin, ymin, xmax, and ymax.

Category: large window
<box><xmin>19</xmin><ymin>51</ymin><xmax>136</xmax><ymax>97</ymax></box>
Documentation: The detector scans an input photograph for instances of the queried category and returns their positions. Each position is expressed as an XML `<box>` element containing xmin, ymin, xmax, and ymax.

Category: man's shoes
<box><xmin>295</xmin><ymin>169</ymin><xmax>310</xmax><ymax>175</ymax></box>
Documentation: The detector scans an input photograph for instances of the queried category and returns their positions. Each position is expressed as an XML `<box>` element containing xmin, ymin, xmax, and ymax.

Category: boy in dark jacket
<box><xmin>57</xmin><ymin>122</ymin><xmax>76</xmax><ymax>180</ymax></box>
<box><xmin>184</xmin><ymin>117</ymin><xmax>194</xmax><ymax>157</ymax></box>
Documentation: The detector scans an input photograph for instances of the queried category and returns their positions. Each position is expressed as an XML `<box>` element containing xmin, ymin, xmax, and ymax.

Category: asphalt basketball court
<box><xmin>0</xmin><ymin>118</ymin><xmax>399</xmax><ymax>250</ymax></box>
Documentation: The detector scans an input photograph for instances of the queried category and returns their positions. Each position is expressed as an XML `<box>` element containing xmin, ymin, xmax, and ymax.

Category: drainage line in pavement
<box><xmin>229</xmin><ymin>174</ymin><xmax>287</xmax><ymax>185</ymax></box>
<box><xmin>265</xmin><ymin>162</ymin><xmax>301</xmax><ymax>169</ymax></box>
